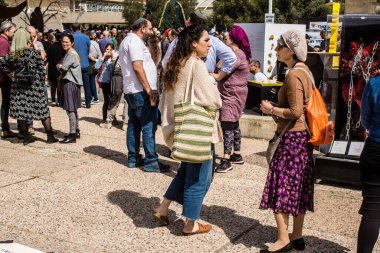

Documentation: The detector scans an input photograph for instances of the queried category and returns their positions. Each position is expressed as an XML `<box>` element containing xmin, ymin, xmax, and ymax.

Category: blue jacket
<box><xmin>73</xmin><ymin>31</ymin><xmax>90</xmax><ymax>69</ymax></box>
<box><xmin>361</xmin><ymin>75</ymin><xmax>380</xmax><ymax>143</ymax></box>
<box><xmin>95</xmin><ymin>58</ymin><xmax>113</xmax><ymax>84</ymax></box>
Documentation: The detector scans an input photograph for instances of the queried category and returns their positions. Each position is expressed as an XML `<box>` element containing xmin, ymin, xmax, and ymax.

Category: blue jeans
<box><xmin>89</xmin><ymin>73</ymin><xmax>99</xmax><ymax>101</ymax></box>
<box><xmin>164</xmin><ymin>147</ymin><xmax>214</xmax><ymax>220</ymax></box>
<box><xmin>81</xmin><ymin>67</ymin><xmax>91</xmax><ymax>105</ymax></box>
<box><xmin>124</xmin><ymin>92</ymin><xmax>157</xmax><ymax>166</ymax></box>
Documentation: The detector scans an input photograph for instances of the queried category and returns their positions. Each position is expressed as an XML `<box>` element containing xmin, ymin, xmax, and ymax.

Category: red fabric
<box><xmin>95</xmin><ymin>61</ymin><xmax>105</xmax><ymax>88</ymax></box>
<box><xmin>0</xmin><ymin>35</ymin><xmax>10</xmax><ymax>84</ymax></box>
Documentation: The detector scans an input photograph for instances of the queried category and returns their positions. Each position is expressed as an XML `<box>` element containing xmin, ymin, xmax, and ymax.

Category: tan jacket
<box><xmin>276</xmin><ymin>63</ymin><xmax>313</xmax><ymax>133</ymax></box>
<box><xmin>159</xmin><ymin>56</ymin><xmax>223</xmax><ymax>149</ymax></box>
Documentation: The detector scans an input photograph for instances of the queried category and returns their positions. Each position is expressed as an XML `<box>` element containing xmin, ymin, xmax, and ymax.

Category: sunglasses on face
<box><xmin>276</xmin><ymin>42</ymin><xmax>288</xmax><ymax>50</ymax></box>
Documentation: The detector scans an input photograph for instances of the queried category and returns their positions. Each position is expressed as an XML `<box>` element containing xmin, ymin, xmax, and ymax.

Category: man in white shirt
<box><xmin>249</xmin><ymin>60</ymin><xmax>268</xmax><ymax>82</ymax></box>
<box><xmin>162</xmin><ymin>11</ymin><xmax>236</xmax><ymax>84</ymax></box>
<box><xmin>119</xmin><ymin>18</ymin><xmax>169</xmax><ymax>173</ymax></box>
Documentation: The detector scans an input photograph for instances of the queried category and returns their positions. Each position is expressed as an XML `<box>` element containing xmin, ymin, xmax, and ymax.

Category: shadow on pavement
<box><xmin>107</xmin><ymin>190</ymin><xmax>350</xmax><ymax>252</ymax></box>
<box><xmin>83</xmin><ymin>145</ymin><xmax>128</xmax><ymax>166</ymax></box>
<box><xmin>84</xmin><ymin>145</ymin><xmax>178</xmax><ymax>177</ymax></box>
<box><xmin>34</xmin><ymin>127</ymin><xmax>66</xmax><ymax>138</ymax></box>
<box><xmin>107</xmin><ymin>190</ymin><xmax>183</xmax><ymax>235</ymax></box>
<box><xmin>316</xmin><ymin>180</ymin><xmax>361</xmax><ymax>191</ymax></box>
<box><xmin>79</xmin><ymin>116</ymin><xmax>103</xmax><ymax>125</ymax></box>
<box><xmin>244</xmin><ymin>151</ymin><xmax>267</xmax><ymax>166</ymax></box>
<box><xmin>203</xmin><ymin>205</ymin><xmax>350</xmax><ymax>252</ymax></box>
<box><xmin>155</xmin><ymin>143</ymin><xmax>171</xmax><ymax>158</ymax></box>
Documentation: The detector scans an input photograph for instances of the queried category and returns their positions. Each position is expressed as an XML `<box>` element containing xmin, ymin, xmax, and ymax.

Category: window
<box><xmin>74</xmin><ymin>1</ymin><xmax>125</xmax><ymax>12</ymax></box>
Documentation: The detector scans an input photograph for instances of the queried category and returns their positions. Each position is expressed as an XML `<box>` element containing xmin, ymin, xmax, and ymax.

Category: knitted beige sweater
<box><xmin>159</xmin><ymin>56</ymin><xmax>223</xmax><ymax>149</ymax></box>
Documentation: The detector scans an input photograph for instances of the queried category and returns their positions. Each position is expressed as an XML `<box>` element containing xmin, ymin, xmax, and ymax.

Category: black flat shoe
<box><xmin>23</xmin><ymin>136</ymin><xmax>36</xmax><ymax>145</ymax></box>
<box><xmin>291</xmin><ymin>238</ymin><xmax>305</xmax><ymax>251</ymax></box>
<box><xmin>64</xmin><ymin>129</ymin><xmax>80</xmax><ymax>139</ymax></box>
<box><xmin>60</xmin><ymin>134</ymin><xmax>76</xmax><ymax>144</ymax></box>
<box><xmin>260</xmin><ymin>243</ymin><xmax>293</xmax><ymax>253</ymax></box>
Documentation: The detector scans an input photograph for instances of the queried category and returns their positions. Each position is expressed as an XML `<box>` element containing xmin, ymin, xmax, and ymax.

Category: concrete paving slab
<box><xmin>0</xmin><ymin>171</ymin><xmax>32</xmax><ymax>188</ymax></box>
<box><xmin>0</xmin><ymin>225</ymin><xmax>107</xmax><ymax>253</ymax></box>
<box><xmin>0</xmin><ymin>102</ymin><xmax>368</xmax><ymax>253</ymax></box>
<box><xmin>0</xmin><ymin>144</ymin><xmax>98</xmax><ymax>177</ymax></box>
<box><xmin>220</xmin><ymin>225</ymin><xmax>354</xmax><ymax>253</ymax></box>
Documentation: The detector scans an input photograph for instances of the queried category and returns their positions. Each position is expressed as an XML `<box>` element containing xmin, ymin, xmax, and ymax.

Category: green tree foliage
<box><xmin>212</xmin><ymin>0</ymin><xmax>255</xmax><ymax>31</ymax></box>
<box><xmin>273</xmin><ymin>0</ymin><xmax>329</xmax><ymax>24</ymax></box>
<box><xmin>123</xmin><ymin>0</ymin><xmax>196</xmax><ymax>30</ymax></box>
<box><xmin>146</xmin><ymin>0</ymin><xmax>196</xmax><ymax>30</ymax></box>
<box><xmin>145</xmin><ymin>0</ymin><xmax>162</xmax><ymax>26</ymax></box>
<box><xmin>212</xmin><ymin>0</ymin><xmax>345</xmax><ymax>31</ymax></box>
<box><xmin>0</xmin><ymin>0</ymin><xmax>6</xmax><ymax>23</ymax></box>
<box><xmin>123</xmin><ymin>0</ymin><xmax>145</xmax><ymax>27</ymax></box>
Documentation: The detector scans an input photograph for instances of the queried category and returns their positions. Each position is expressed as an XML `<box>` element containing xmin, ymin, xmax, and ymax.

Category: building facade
<box><xmin>5</xmin><ymin>0</ymin><xmax>215</xmax><ymax>32</ymax></box>
<box><xmin>345</xmin><ymin>0</ymin><xmax>379</xmax><ymax>14</ymax></box>
<box><xmin>5</xmin><ymin>0</ymin><xmax>126</xmax><ymax>31</ymax></box>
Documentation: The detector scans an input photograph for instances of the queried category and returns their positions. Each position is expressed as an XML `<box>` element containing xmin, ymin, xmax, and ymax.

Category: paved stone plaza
<box><xmin>0</xmin><ymin>104</ymin><xmax>377</xmax><ymax>253</ymax></box>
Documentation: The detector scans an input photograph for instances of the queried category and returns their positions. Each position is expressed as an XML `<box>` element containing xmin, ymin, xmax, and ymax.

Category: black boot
<box><xmin>64</xmin><ymin>129</ymin><xmax>80</xmax><ymax>139</ymax></box>
<box><xmin>46</xmin><ymin>130</ymin><xmax>59</xmax><ymax>143</ymax></box>
<box><xmin>75</xmin><ymin>129</ymin><xmax>80</xmax><ymax>139</ymax></box>
<box><xmin>23</xmin><ymin>132</ymin><xmax>36</xmax><ymax>146</ymax></box>
<box><xmin>60</xmin><ymin>133</ymin><xmax>76</xmax><ymax>144</ymax></box>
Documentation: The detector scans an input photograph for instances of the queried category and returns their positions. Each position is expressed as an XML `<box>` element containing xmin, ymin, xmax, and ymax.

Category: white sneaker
<box><xmin>91</xmin><ymin>99</ymin><xmax>100</xmax><ymax>105</ymax></box>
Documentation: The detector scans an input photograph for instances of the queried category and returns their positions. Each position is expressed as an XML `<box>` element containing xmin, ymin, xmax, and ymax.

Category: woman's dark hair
<box><xmin>55</xmin><ymin>32</ymin><xmax>62</xmax><ymax>42</ymax></box>
<box><xmin>105</xmin><ymin>42</ymin><xmax>114</xmax><ymax>50</ymax></box>
<box><xmin>62</xmin><ymin>34</ymin><xmax>74</xmax><ymax>44</ymax></box>
<box><xmin>170</xmin><ymin>29</ymin><xmax>179</xmax><ymax>37</ymax></box>
<box><xmin>147</xmin><ymin>33</ymin><xmax>161</xmax><ymax>65</ymax></box>
<box><xmin>116</xmin><ymin>32</ymin><xmax>123</xmax><ymax>48</ymax></box>
<box><xmin>162</xmin><ymin>24</ymin><xmax>208</xmax><ymax>91</ymax></box>
<box><xmin>189</xmin><ymin>12</ymin><xmax>207</xmax><ymax>26</ymax></box>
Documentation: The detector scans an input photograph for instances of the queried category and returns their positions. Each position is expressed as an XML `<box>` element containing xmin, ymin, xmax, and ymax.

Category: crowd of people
<box><xmin>0</xmin><ymin>10</ymin><xmax>379</xmax><ymax>253</ymax></box>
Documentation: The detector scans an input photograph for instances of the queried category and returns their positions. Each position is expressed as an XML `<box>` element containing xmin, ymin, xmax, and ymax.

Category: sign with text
<box><xmin>265</xmin><ymin>13</ymin><xmax>275</xmax><ymax>23</ymax></box>
<box><xmin>235</xmin><ymin>23</ymin><xmax>305</xmax><ymax>78</ymax></box>
<box><xmin>309</xmin><ymin>21</ymin><xmax>342</xmax><ymax>32</ymax></box>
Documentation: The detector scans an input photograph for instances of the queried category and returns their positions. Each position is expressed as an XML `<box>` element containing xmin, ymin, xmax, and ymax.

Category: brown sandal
<box><xmin>183</xmin><ymin>223</ymin><xmax>212</xmax><ymax>236</ymax></box>
<box><xmin>153</xmin><ymin>212</ymin><xmax>169</xmax><ymax>225</ymax></box>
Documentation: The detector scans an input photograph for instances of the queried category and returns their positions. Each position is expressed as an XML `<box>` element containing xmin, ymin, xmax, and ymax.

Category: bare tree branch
<box><xmin>43</xmin><ymin>9</ymin><xmax>67</xmax><ymax>17</ymax></box>
<box><xmin>42</xmin><ymin>1</ymin><xmax>59</xmax><ymax>16</ymax></box>
<box><xmin>20</xmin><ymin>16</ymin><xmax>30</xmax><ymax>26</ymax></box>
<box><xmin>21</xmin><ymin>7</ymin><xmax>31</xmax><ymax>23</ymax></box>
<box><xmin>44</xmin><ymin>13</ymin><xmax>60</xmax><ymax>24</ymax></box>
<box><xmin>15</xmin><ymin>0</ymin><xmax>68</xmax><ymax>29</ymax></box>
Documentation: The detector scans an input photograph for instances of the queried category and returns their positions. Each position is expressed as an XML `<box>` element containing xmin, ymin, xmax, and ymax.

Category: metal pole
<box><xmin>269</xmin><ymin>0</ymin><xmax>273</xmax><ymax>14</ymax></box>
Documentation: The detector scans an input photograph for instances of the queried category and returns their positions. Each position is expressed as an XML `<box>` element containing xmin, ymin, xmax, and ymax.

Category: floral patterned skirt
<box><xmin>259</xmin><ymin>130</ymin><xmax>315</xmax><ymax>217</ymax></box>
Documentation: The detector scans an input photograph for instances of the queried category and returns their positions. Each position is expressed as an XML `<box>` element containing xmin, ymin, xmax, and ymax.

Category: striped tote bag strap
<box><xmin>183</xmin><ymin>59</ymin><xmax>196</xmax><ymax>104</ymax></box>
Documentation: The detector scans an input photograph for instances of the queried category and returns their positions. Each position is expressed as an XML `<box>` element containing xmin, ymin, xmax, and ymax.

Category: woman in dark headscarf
<box><xmin>0</xmin><ymin>28</ymin><xmax>58</xmax><ymax>145</ymax></box>
<box><xmin>213</xmin><ymin>25</ymin><xmax>251</xmax><ymax>173</ymax></box>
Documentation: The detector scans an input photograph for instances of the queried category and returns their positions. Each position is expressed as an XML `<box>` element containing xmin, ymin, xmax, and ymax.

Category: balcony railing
<box><xmin>73</xmin><ymin>1</ymin><xmax>124</xmax><ymax>12</ymax></box>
